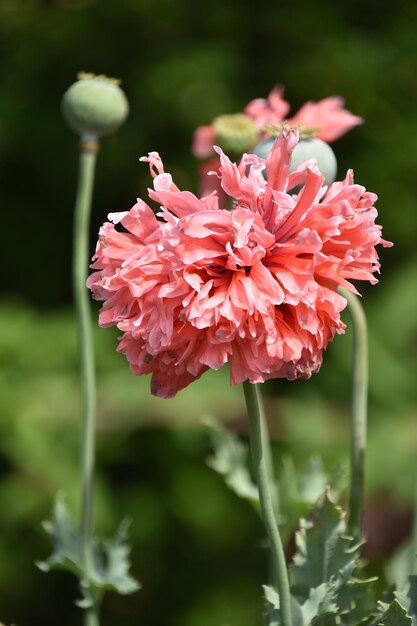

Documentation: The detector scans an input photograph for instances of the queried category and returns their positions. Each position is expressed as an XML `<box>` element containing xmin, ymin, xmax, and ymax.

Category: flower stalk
<box><xmin>410</xmin><ymin>462</ymin><xmax>417</xmax><ymax>575</ymax></box>
<box><xmin>243</xmin><ymin>381</ymin><xmax>292</xmax><ymax>626</ymax></box>
<box><xmin>339</xmin><ymin>287</ymin><xmax>368</xmax><ymax>542</ymax></box>
<box><xmin>73</xmin><ymin>134</ymin><xmax>100</xmax><ymax>626</ymax></box>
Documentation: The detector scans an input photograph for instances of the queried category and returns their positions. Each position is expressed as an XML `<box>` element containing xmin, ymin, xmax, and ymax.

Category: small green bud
<box><xmin>254</xmin><ymin>136</ymin><xmax>337</xmax><ymax>187</ymax></box>
<box><xmin>62</xmin><ymin>72</ymin><xmax>129</xmax><ymax>137</ymax></box>
<box><xmin>213</xmin><ymin>113</ymin><xmax>258</xmax><ymax>155</ymax></box>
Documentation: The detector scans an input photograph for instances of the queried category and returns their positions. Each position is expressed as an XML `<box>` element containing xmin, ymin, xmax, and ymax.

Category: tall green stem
<box><xmin>339</xmin><ymin>287</ymin><xmax>368</xmax><ymax>542</ymax></box>
<box><xmin>72</xmin><ymin>134</ymin><xmax>100</xmax><ymax>625</ymax></box>
<box><xmin>243</xmin><ymin>381</ymin><xmax>292</xmax><ymax>626</ymax></box>
<box><xmin>410</xmin><ymin>462</ymin><xmax>417</xmax><ymax>575</ymax></box>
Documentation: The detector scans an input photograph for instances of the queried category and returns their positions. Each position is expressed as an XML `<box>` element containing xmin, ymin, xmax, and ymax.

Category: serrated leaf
<box><xmin>395</xmin><ymin>577</ymin><xmax>417</xmax><ymax>625</ymax></box>
<box><xmin>39</xmin><ymin>496</ymin><xmax>139</xmax><ymax>604</ymax></box>
<box><xmin>301</xmin><ymin>582</ymin><xmax>338</xmax><ymax>625</ymax></box>
<box><xmin>278</xmin><ymin>456</ymin><xmax>348</xmax><ymax>541</ymax></box>
<box><xmin>205</xmin><ymin>417</ymin><xmax>259</xmax><ymax>505</ymax></box>
<box><xmin>36</xmin><ymin>494</ymin><xmax>83</xmax><ymax>577</ymax></box>
<box><xmin>91</xmin><ymin>520</ymin><xmax>140</xmax><ymax>595</ymax></box>
<box><xmin>262</xmin><ymin>586</ymin><xmax>307</xmax><ymax>626</ymax></box>
<box><xmin>290</xmin><ymin>493</ymin><xmax>362</xmax><ymax>600</ymax></box>
<box><xmin>378</xmin><ymin>600</ymin><xmax>412</xmax><ymax>626</ymax></box>
<box><xmin>263</xmin><ymin>585</ymin><xmax>281</xmax><ymax>626</ymax></box>
<box><xmin>262</xmin><ymin>584</ymin><xmax>339</xmax><ymax>626</ymax></box>
<box><xmin>337</xmin><ymin>577</ymin><xmax>378</xmax><ymax>625</ymax></box>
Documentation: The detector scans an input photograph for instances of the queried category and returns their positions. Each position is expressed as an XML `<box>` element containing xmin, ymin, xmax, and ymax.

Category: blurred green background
<box><xmin>1</xmin><ymin>0</ymin><xmax>416</xmax><ymax>624</ymax></box>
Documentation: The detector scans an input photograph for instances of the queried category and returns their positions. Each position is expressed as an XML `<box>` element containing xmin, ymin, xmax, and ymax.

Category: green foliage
<box><xmin>206</xmin><ymin>418</ymin><xmax>347</xmax><ymax>541</ymax></box>
<box><xmin>205</xmin><ymin>417</ymin><xmax>259</xmax><ymax>507</ymax></box>
<box><xmin>377</xmin><ymin>600</ymin><xmax>412</xmax><ymax>626</ymax></box>
<box><xmin>261</xmin><ymin>495</ymin><xmax>380</xmax><ymax>626</ymax></box>
<box><xmin>279</xmin><ymin>456</ymin><xmax>347</xmax><ymax>539</ymax></box>
<box><xmin>37</xmin><ymin>495</ymin><xmax>139</xmax><ymax>608</ymax></box>
<box><xmin>288</xmin><ymin>494</ymin><xmax>377</xmax><ymax>626</ymax></box>
<box><xmin>290</xmin><ymin>493</ymin><xmax>361</xmax><ymax>596</ymax></box>
<box><xmin>264</xmin><ymin>582</ymin><xmax>339</xmax><ymax>626</ymax></box>
<box><xmin>395</xmin><ymin>577</ymin><xmax>417</xmax><ymax>625</ymax></box>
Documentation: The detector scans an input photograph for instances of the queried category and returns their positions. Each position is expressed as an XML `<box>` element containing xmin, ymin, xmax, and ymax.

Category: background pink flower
<box><xmin>88</xmin><ymin>132</ymin><xmax>390</xmax><ymax>399</ymax></box>
<box><xmin>287</xmin><ymin>96</ymin><xmax>363</xmax><ymax>142</ymax></box>
<box><xmin>192</xmin><ymin>86</ymin><xmax>363</xmax><ymax>160</ymax></box>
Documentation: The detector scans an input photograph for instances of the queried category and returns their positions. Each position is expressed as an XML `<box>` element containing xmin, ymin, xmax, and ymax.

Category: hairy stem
<box><xmin>73</xmin><ymin>135</ymin><xmax>100</xmax><ymax>625</ymax></box>
<box><xmin>243</xmin><ymin>381</ymin><xmax>292</xmax><ymax>626</ymax></box>
<box><xmin>339</xmin><ymin>287</ymin><xmax>368</xmax><ymax>542</ymax></box>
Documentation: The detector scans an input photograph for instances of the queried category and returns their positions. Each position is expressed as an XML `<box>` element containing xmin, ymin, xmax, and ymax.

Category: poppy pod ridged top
<box><xmin>88</xmin><ymin>129</ymin><xmax>391</xmax><ymax>398</ymax></box>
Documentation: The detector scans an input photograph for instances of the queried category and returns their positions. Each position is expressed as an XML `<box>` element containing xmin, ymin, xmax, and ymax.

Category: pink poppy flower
<box><xmin>287</xmin><ymin>96</ymin><xmax>363</xmax><ymax>142</ymax></box>
<box><xmin>88</xmin><ymin>130</ymin><xmax>390</xmax><ymax>398</ymax></box>
<box><xmin>244</xmin><ymin>85</ymin><xmax>290</xmax><ymax>130</ymax></box>
<box><xmin>192</xmin><ymin>125</ymin><xmax>217</xmax><ymax>159</ymax></box>
<box><xmin>192</xmin><ymin>86</ymin><xmax>362</xmax><ymax>161</ymax></box>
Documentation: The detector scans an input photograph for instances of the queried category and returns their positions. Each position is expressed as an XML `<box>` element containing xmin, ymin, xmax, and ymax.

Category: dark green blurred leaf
<box><xmin>205</xmin><ymin>417</ymin><xmax>259</xmax><ymax>506</ymax></box>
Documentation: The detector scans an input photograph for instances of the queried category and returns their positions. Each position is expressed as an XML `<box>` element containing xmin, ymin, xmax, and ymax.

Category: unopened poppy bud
<box><xmin>62</xmin><ymin>72</ymin><xmax>129</xmax><ymax>137</ymax></box>
<box><xmin>254</xmin><ymin>135</ymin><xmax>337</xmax><ymax>187</ymax></box>
<box><xmin>253</xmin><ymin>136</ymin><xmax>275</xmax><ymax>160</ymax></box>
<box><xmin>213</xmin><ymin>113</ymin><xmax>258</xmax><ymax>155</ymax></box>
<box><xmin>291</xmin><ymin>137</ymin><xmax>337</xmax><ymax>186</ymax></box>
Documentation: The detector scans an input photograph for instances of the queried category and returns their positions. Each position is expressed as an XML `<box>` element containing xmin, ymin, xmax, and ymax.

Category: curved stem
<box><xmin>339</xmin><ymin>287</ymin><xmax>368</xmax><ymax>542</ymax></box>
<box><xmin>243</xmin><ymin>381</ymin><xmax>292</xmax><ymax>626</ymax></box>
<box><xmin>72</xmin><ymin>135</ymin><xmax>100</xmax><ymax>625</ymax></box>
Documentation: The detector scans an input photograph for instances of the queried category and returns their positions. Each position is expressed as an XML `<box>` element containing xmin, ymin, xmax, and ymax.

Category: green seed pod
<box><xmin>291</xmin><ymin>137</ymin><xmax>337</xmax><ymax>187</ymax></box>
<box><xmin>62</xmin><ymin>72</ymin><xmax>129</xmax><ymax>137</ymax></box>
<box><xmin>254</xmin><ymin>136</ymin><xmax>337</xmax><ymax>187</ymax></box>
<box><xmin>213</xmin><ymin>113</ymin><xmax>258</xmax><ymax>155</ymax></box>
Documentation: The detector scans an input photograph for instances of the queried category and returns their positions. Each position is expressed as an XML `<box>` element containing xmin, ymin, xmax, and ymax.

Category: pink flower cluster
<box><xmin>88</xmin><ymin>130</ymin><xmax>390</xmax><ymax>398</ymax></box>
<box><xmin>192</xmin><ymin>86</ymin><xmax>363</xmax><ymax>159</ymax></box>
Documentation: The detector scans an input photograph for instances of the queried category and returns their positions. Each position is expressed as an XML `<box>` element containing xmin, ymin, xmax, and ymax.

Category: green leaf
<box><xmin>91</xmin><ymin>519</ymin><xmax>140</xmax><ymax>595</ymax></box>
<box><xmin>262</xmin><ymin>586</ymin><xmax>306</xmax><ymax>626</ymax></box>
<box><xmin>36</xmin><ymin>493</ymin><xmax>83</xmax><ymax>577</ymax></box>
<box><xmin>277</xmin><ymin>455</ymin><xmax>348</xmax><ymax>544</ymax></box>
<box><xmin>205</xmin><ymin>417</ymin><xmax>259</xmax><ymax>506</ymax></box>
<box><xmin>378</xmin><ymin>600</ymin><xmax>412</xmax><ymax>626</ymax></box>
<box><xmin>290</xmin><ymin>492</ymin><xmax>361</xmax><ymax>599</ymax></box>
<box><xmin>38</xmin><ymin>495</ymin><xmax>140</xmax><ymax>605</ymax></box>
<box><xmin>263</xmin><ymin>583</ymin><xmax>339</xmax><ymax>626</ymax></box>
<box><xmin>301</xmin><ymin>582</ymin><xmax>338</xmax><ymax>624</ymax></box>
<box><xmin>263</xmin><ymin>585</ymin><xmax>281</xmax><ymax>626</ymax></box>
<box><xmin>395</xmin><ymin>577</ymin><xmax>417</xmax><ymax>625</ymax></box>
<box><xmin>337</xmin><ymin>577</ymin><xmax>378</xmax><ymax>626</ymax></box>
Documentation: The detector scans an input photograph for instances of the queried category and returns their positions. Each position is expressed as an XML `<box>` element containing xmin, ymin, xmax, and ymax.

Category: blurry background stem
<box><xmin>243</xmin><ymin>382</ymin><xmax>292</xmax><ymax>626</ymax></box>
<box><xmin>339</xmin><ymin>287</ymin><xmax>368</xmax><ymax>542</ymax></box>
<box><xmin>73</xmin><ymin>134</ymin><xmax>100</xmax><ymax>626</ymax></box>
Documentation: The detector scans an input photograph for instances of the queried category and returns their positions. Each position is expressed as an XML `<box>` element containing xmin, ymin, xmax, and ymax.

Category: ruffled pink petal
<box><xmin>288</xmin><ymin>96</ymin><xmax>363</xmax><ymax>142</ymax></box>
<box><xmin>89</xmin><ymin>133</ymin><xmax>390</xmax><ymax>398</ymax></box>
<box><xmin>245</xmin><ymin>85</ymin><xmax>290</xmax><ymax>129</ymax></box>
<box><xmin>192</xmin><ymin>125</ymin><xmax>216</xmax><ymax>159</ymax></box>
